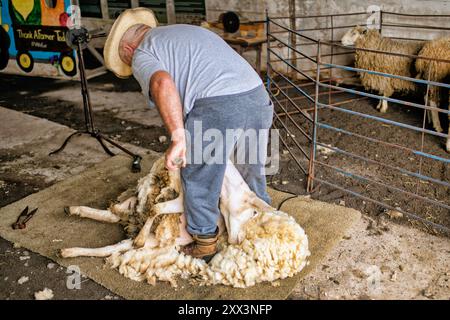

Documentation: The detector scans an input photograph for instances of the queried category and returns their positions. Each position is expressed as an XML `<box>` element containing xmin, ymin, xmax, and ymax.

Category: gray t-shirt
<box><xmin>131</xmin><ymin>24</ymin><xmax>262</xmax><ymax>115</ymax></box>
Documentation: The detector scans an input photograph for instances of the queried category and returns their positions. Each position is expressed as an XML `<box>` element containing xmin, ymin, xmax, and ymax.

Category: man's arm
<box><xmin>150</xmin><ymin>70</ymin><xmax>186</xmax><ymax>170</ymax></box>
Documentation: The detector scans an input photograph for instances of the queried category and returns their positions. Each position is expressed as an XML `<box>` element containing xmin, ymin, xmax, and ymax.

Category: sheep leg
<box><xmin>135</xmin><ymin>196</ymin><xmax>187</xmax><ymax>248</ymax></box>
<box><xmin>375</xmin><ymin>98</ymin><xmax>388</xmax><ymax>113</ymax></box>
<box><xmin>133</xmin><ymin>214</ymin><xmax>161</xmax><ymax>248</ymax></box>
<box><xmin>134</xmin><ymin>209</ymin><xmax>186</xmax><ymax>248</ymax></box>
<box><xmin>447</xmin><ymin>98</ymin><xmax>450</xmax><ymax>153</ymax></box>
<box><xmin>65</xmin><ymin>206</ymin><xmax>120</xmax><ymax>223</ymax></box>
<box><xmin>135</xmin><ymin>192</ymin><xmax>184</xmax><ymax>248</ymax></box>
<box><xmin>167</xmin><ymin>169</ymin><xmax>182</xmax><ymax>193</ymax></box>
<box><xmin>427</xmin><ymin>87</ymin><xmax>443</xmax><ymax>133</ymax></box>
<box><xmin>379</xmin><ymin>98</ymin><xmax>388</xmax><ymax>113</ymax></box>
<box><xmin>426</xmin><ymin>110</ymin><xmax>432</xmax><ymax>124</ymax></box>
<box><xmin>154</xmin><ymin>187</ymin><xmax>177</xmax><ymax>203</ymax></box>
<box><xmin>429</xmin><ymin>102</ymin><xmax>443</xmax><ymax>133</ymax></box>
<box><xmin>177</xmin><ymin>214</ymin><xmax>194</xmax><ymax>246</ymax></box>
<box><xmin>135</xmin><ymin>215</ymin><xmax>193</xmax><ymax>248</ymax></box>
<box><xmin>60</xmin><ymin>239</ymin><xmax>133</xmax><ymax>258</ymax></box>
<box><xmin>447</xmin><ymin>127</ymin><xmax>450</xmax><ymax>153</ymax></box>
<box><xmin>136</xmin><ymin>158</ymin><xmax>165</xmax><ymax>214</ymax></box>
<box><xmin>375</xmin><ymin>99</ymin><xmax>383</xmax><ymax>111</ymax></box>
<box><xmin>110</xmin><ymin>197</ymin><xmax>137</xmax><ymax>216</ymax></box>
<box><xmin>154</xmin><ymin>196</ymin><xmax>184</xmax><ymax>215</ymax></box>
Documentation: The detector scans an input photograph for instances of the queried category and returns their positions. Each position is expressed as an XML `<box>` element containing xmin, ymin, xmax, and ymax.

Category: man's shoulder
<box><xmin>152</xmin><ymin>24</ymin><xmax>217</xmax><ymax>39</ymax></box>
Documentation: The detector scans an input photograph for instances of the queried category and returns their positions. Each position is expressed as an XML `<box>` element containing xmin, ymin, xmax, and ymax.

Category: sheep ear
<box><xmin>249</xmin><ymin>195</ymin><xmax>272</xmax><ymax>213</ymax></box>
<box><xmin>355</xmin><ymin>25</ymin><xmax>366</xmax><ymax>34</ymax></box>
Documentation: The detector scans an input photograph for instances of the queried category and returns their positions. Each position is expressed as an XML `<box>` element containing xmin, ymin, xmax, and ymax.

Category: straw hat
<box><xmin>104</xmin><ymin>8</ymin><xmax>158</xmax><ymax>78</ymax></box>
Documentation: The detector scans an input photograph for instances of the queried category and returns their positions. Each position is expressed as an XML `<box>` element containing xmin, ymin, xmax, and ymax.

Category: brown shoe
<box><xmin>182</xmin><ymin>228</ymin><xmax>219</xmax><ymax>263</ymax></box>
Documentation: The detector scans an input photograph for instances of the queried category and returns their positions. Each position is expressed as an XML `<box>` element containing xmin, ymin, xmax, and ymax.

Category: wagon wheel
<box><xmin>0</xmin><ymin>27</ymin><xmax>11</xmax><ymax>70</ymax></box>
<box><xmin>59</xmin><ymin>52</ymin><xmax>77</xmax><ymax>77</ymax></box>
<box><xmin>16</xmin><ymin>51</ymin><xmax>34</xmax><ymax>73</ymax></box>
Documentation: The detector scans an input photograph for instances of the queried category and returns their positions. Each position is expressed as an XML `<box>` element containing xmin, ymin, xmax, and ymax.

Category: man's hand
<box><xmin>165</xmin><ymin>139</ymin><xmax>186</xmax><ymax>171</ymax></box>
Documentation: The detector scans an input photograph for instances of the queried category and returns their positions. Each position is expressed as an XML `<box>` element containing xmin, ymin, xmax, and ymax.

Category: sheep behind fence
<box><xmin>415</xmin><ymin>37</ymin><xmax>450</xmax><ymax>151</ymax></box>
<box><xmin>266</xmin><ymin>11</ymin><xmax>450</xmax><ymax>236</ymax></box>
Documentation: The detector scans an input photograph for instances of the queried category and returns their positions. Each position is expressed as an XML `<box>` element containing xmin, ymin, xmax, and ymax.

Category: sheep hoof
<box><xmin>133</xmin><ymin>237</ymin><xmax>145</xmax><ymax>248</ymax></box>
<box><xmin>59</xmin><ymin>248</ymin><xmax>70</xmax><ymax>258</ymax></box>
<box><xmin>64</xmin><ymin>206</ymin><xmax>71</xmax><ymax>216</ymax></box>
<box><xmin>434</xmin><ymin>126</ymin><xmax>443</xmax><ymax>133</ymax></box>
<box><xmin>375</xmin><ymin>102</ymin><xmax>382</xmax><ymax>110</ymax></box>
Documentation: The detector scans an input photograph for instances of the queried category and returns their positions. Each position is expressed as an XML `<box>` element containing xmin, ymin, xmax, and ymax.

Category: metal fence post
<box><xmin>265</xmin><ymin>12</ymin><xmax>450</xmax><ymax>235</ymax></box>
<box><xmin>379</xmin><ymin>10</ymin><xmax>383</xmax><ymax>35</ymax></box>
<box><xmin>307</xmin><ymin>40</ymin><xmax>321</xmax><ymax>193</ymax></box>
<box><xmin>266</xmin><ymin>10</ymin><xmax>271</xmax><ymax>92</ymax></box>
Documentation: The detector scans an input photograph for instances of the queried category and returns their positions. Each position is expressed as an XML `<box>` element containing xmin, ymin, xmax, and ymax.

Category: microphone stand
<box><xmin>49</xmin><ymin>27</ymin><xmax>142</xmax><ymax>172</ymax></box>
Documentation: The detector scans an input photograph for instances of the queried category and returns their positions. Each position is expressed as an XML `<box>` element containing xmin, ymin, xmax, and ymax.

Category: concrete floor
<box><xmin>0</xmin><ymin>108</ymin><xmax>145</xmax><ymax>300</ymax></box>
<box><xmin>1</xmin><ymin>73</ymin><xmax>449</xmax><ymax>300</ymax></box>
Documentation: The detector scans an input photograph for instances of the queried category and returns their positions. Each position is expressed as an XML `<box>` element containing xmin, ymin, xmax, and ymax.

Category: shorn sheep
<box><xmin>341</xmin><ymin>26</ymin><xmax>423</xmax><ymax>114</ymax></box>
<box><xmin>61</xmin><ymin>157</ymin><xmax>310</xmax><ymax>288</ymax></box>
<box><xmin>415</xmin><ymin>37</ymin><xmax>450</xmax><ymax>152</ymax></box>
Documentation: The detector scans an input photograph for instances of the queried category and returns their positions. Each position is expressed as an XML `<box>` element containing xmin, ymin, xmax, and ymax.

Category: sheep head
<box><xmin>341</xmin><ymin>25</ymin><xmax>367</xmax><ymax>46</ymax></box>
<box><xmin>219</xmin><ymin>160</ymin><xmax>273</xmax><ymax>245</ymax></box>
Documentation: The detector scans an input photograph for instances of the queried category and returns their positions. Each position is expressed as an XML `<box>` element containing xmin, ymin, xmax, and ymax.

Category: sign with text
<box><xmin>13</xmin><ymin>25</ymin><xmax>71</xmax><ymax>52</ymax></box>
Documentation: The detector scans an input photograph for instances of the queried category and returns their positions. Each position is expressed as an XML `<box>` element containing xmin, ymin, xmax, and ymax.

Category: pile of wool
<box><xmin>63</xmin><ymin>157</ymin><xmax>310</xmax><ymax>288</ymax></box>
<box><xmin>106</xmin><ymin>210</ymin><xmax>309</xmax><ymax>288</ymax></box>
<box><xmin>205</xmin><ymin>210</ymin><xmax>309</xmax><ymax>287</ymax></box>
<box><xmin>109</xmin><ymin>158</ymin><xmax>180</xmax><ymax>240</ymax></box>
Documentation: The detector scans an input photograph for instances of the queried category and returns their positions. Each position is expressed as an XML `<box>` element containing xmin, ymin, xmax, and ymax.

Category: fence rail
<box><xmin>266</xmin><ymin>10</ymin><xmax>450</xmax><ymax>235</ymax></box>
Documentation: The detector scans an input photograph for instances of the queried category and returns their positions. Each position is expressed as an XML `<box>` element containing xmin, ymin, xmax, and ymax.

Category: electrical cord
<box><xmin>267</xmin><ymin>159</ymin><xmax>300</xmax><ymax>210</ymax></box>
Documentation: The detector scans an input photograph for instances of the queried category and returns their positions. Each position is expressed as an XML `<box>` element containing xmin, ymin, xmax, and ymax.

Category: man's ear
<box><xmin>123</xmin><ymin>43</ymin><xmax>134</xmax><ymax>55</ymax></box>
<box><xmin>120</xmin><ymin>42</ymin><xmax>135</xmax><ymax>64</ymax></box>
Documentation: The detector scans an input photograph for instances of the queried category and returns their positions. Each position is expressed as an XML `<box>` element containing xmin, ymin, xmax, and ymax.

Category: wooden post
<box><xmin>100</xmin><ymin>0</ymin><xmax>109</xmax><ymax>19</ymax></box>
<box><xmin>130</xmin><ymin>0</ymin><xmax>139</xmax><ymax>8</ymax></box>
<box><xmin>166</xmin><ymin>0</ymin><xmax>176</xmax><ymax>24</ymax></box>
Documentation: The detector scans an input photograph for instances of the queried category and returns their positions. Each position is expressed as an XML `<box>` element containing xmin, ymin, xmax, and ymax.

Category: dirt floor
<box><xmin>270</xmin><ymin>80</ymin><xmax>450</xmax><ymax>236</ymax></box>
<box><xmin>0</xmin><ymin>72</ymin><xmax>449</xmax><ymax>299</ymax></box>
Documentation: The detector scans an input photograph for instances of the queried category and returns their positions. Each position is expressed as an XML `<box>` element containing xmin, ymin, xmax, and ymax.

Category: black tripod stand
<box><xmin>49</xmin><ymin>27</ymin><xmax>142</xmax><ymax>172</ymax></box>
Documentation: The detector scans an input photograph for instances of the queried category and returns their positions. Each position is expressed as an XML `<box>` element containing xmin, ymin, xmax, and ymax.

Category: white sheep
<box><xmin>60</xmin><ymin>157</ymin><xmax>310</xmax><ymax>288</ymax></box>
<box><xmin>415</xmin><ymin>37</ymin><xmax>450</xmax><ymax>152</ymax></box>
<box><xmin>341</xmin><ymin>26</ymin><xmax>423</xmax><ymax>113</ymax></box>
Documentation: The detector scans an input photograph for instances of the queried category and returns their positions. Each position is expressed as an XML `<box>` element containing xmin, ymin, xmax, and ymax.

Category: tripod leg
<box><xmin>95</xmin><ymin>135</ymin><xmax>115</xmax><ymax>156</ymax></box>
<box><xmin>96</xmin><ymin>131</ymin><xmax>142</xmax><ymax>172</ymax></box>
<box><xmin>49</xmin><ymin>132</ymin><xmax>83</xmax><ymax>156</ymax></box>
<box><xmin>95</xmin><ymin>133</ymin><xmax>142</xmax><ymax>172</ymax></box>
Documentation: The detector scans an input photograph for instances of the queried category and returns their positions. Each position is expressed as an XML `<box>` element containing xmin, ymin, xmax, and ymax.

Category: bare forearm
<box><xmin>150</xmin><ymin>71</ymin><xmax>186</xmax><ymax>170</ymax></box>
<box><xmin>150</xmin><ymin>71</ymin><xmax>185</xmax><ymax>142</ymax></box>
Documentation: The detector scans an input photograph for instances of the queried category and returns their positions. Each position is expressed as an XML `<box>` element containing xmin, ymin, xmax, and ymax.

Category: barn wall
<box><xmin>205</xmin><ymin>0</ymin><xmax>450</xmax><ymax>77</ymax></box>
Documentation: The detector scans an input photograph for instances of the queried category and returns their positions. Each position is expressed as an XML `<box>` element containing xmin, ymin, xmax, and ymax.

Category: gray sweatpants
<box><xmin>181</xmin><ymin>85</ymin><xmax>273</xmax><ymax>235</ymax></box>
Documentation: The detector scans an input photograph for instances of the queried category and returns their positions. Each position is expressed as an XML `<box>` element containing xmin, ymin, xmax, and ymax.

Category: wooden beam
<box><xmin>166</xmin><ymin>0</ymin><xmax>176</xmax><ymax>24</ymax></box>
<box><xmin>130</xmin><ymin>0</ymin><xmax>139</xmax><ymax>8</ymax></box>
<box><xmin>100</xmin><ymin>0</ymin><xmax>109</xmax><ymax>19</ymax></box>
